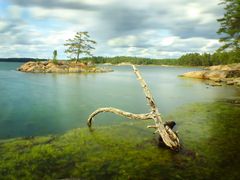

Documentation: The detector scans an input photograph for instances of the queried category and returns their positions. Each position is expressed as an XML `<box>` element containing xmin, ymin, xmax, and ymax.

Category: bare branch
<box><xmin>87</xmin><ymin>107</ymin><xmax>153</xmax><ymax>127</ymax></box>
<box><xmin>132</xmin><ymin>65</ymin><xmax>180</xmax><ymax>150</ymax></box>
<box><xmin>86</xmin><ymin>65</ymin><xmax>180</xmax><ymax>151</ymax></box>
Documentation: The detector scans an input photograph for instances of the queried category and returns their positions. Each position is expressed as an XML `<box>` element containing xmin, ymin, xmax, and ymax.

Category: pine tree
<box><xmin>217</xmin><ymin>0</ymin><xmax>240</xmax><ymax>51</ymax></box>
<box><xmin>64</xmin><ymin>32</ymin><xmax>96</xmax><ymax>61</ymax></box>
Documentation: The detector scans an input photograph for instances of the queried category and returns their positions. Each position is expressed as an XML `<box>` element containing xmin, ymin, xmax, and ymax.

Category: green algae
<box><xmin>0</xmin><ymin>102</ymin><xmax>240</xmax><ymax>180</ymax></box>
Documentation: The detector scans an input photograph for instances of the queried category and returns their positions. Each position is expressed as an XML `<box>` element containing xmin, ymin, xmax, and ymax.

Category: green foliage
<box><xmin>217</xmin><ymin>0</ymin><xmax>240</xmax><ymax>51</ymax></box>
<box><xmin>80</xmin><ymin>56</ymin><xmax>178</xmax><ymax>66</ymax></box>
<box><xmin>52</xmin><ymin>50</ymin><xmax>58</xmax><ymax>64</ymax></box>
<box><xmin>78</xmin><ymin>50</ymin><xmax>240</xmax><ymax>66</ymax></box>
<box><xmin>177</xmin><ymin>50</ymin><xmax>240</xmax><ymax>66</ymax></box>
<box><xmin>64</xmin><ymin>32</ymin><xmax>96</xmax><ymax>62</ymax></box>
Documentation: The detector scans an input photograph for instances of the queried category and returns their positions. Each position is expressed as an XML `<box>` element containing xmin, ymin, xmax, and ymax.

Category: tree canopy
<box><xmin>64</xmin><ymin>32</ymin><xmax>96</xmax><ymax>61</ymax></box>
<box><xmin>217</xmin><ymin>0</ymin><xmax>240</xmax><ymax>51</ymax></box>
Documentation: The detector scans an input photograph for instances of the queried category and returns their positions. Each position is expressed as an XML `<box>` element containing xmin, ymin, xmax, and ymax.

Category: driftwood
<box><xmin>87</xmin><ymin>65</ymin><xmax>180</xmax><ymax>151</ymax></box>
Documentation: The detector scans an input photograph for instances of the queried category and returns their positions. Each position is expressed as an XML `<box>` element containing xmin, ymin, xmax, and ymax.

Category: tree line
<box><xmin>78</xmin><ymin>50</ymin><xmax>240</xmax><ymax>66</ymax></box>
<box><xmin>176</xmin><ymin>50</ymin><xmax>240</xmax><ymax>66</ymax></box>
<box><xmin>2</xmin><ymin>51</ymin><xmax>238</xmax><ymax>66</ymax></box>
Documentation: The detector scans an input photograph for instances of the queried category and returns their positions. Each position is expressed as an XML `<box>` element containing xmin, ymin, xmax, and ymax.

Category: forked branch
<box><xmin>87</xmin><ymin>65</ymin><xmax>180</xmax><ymax>151</ymax></box>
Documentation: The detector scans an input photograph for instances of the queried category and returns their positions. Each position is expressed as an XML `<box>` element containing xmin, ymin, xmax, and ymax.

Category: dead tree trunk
<box><xmin>87</xmin><ymin>65</ymin><xmax>180</xmax><ymax>151</ymax></box>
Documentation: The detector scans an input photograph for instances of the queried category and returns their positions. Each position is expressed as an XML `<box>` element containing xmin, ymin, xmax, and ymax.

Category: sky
<box><xmin>0</xmin><ymin>0</ymin><xmax>224</xmax><ymax>59</ymax></box>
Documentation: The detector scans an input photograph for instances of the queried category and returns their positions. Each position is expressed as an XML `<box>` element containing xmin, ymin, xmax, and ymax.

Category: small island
<box><xmin>17</xmin><ymin>32</ymin><xmax>113</xmax><ymax>73</ymax></box>
<box><xmin>17</xmin><ymin>61</ymin><xmax>113</xmax><ymax>73</ymax></box>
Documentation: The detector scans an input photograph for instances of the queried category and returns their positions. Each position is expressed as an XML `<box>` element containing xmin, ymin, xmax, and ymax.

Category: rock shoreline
<box><xmin>181</xmin><ymin>63</ymin><xmax>240</xmax><ymax>86</ymax></box>
<box><xmin>17</xmin><ymin>61</ymin><xmax>113</xmax><ymax>73</ymax></box>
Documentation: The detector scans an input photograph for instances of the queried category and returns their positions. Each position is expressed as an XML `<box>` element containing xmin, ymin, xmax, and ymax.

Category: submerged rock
<box><xmin>17</xmin><ymin>61</ymin><xmax>113</xmax><ymax>73</ymax></box>
<box><xmin>206</xmin><ymin>82</ymin><xmax>222</xmax><ymax>87</ymax></box>
<box><xmin>226</xmin><ymin>81</ymin><xmax>235</xmax><ymax>85</ymax></box>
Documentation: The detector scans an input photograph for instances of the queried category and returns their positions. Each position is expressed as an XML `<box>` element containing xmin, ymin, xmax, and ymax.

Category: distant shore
<box><xmin>102</xmin><ymin>62</ymin><xmax>199</xmax><ymax>68</ymax></box>
<box><xmin>0</xmin><ymin>58</ymin><xmax>46</xmax><ymax>63</ymax></box>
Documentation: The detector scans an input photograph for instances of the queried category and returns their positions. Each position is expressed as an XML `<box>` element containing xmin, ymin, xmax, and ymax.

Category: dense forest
<box><xmin>80</xmin><ymin>50</ymin><xmax>240</xmax><ymax>66</ymax></box>
<box><xmin>177</xmin><ymin>50</ymin><xmax>240</xmax><ymax>66</ymax></box>
<box><xmin>81</xmin><ymin>56</ymin><xmax>176</xmax><ymax>65</ymax></box>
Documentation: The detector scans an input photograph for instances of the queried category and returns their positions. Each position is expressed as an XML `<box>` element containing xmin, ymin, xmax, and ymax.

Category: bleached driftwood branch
<box><xmin>87</xmin><ymin>65</ymin><xmax>180</xmax><ymax>151</ymax></box>
<box><xmin>132</xmin><ymin>65</ymin><xmax>180</xmax><ymax>150</ymax></box>
<box><xmin>87</xmin><ymin>107</ymin><xmax>153</xmax><ymax>127</ymax></box>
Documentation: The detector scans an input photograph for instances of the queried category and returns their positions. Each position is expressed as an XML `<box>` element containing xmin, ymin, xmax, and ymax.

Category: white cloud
<box><xmin>108</xmin><ymin>35</ymin><xmax>138</xmax><ymax>47</ymax></box>
<box><xmin>0</xmin><ymin>20</ymin><xmax>7</xmax><ymax>31</ymax></box>
<box><xmin>161</xmin><ymin>37</ymin><xmax>176</xmax><ymax>46</ymax></box>
<box><xmin>106</xmin><ymin>32</ymin><xmax>221</xmax><ymax>58</ymax></box>
<box><xmin>7</xmin><ymin>5</ymin><xmax>23</xmax><ymax>19</ymax></box>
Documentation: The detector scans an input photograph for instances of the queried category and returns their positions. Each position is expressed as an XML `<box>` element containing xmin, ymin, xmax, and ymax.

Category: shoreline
<box><xmin>101</xmin><ymin>62</ymin><xmax>204</xmax><ymax>68</ymax></box>
<box><xmin>181</xmin><ymin>63</ymin><xmax>240</xmax><ymax>86</ymax></box>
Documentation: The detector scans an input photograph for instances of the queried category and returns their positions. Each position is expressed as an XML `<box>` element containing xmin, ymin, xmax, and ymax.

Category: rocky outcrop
<box><xmin>180</xmin><ymin>71</ymin><xmax>207</xmax><ymax>79</ymax></box>
<box><xmin>205</xmin><ymin>64</ymin><xmax>240</xmax><ymax>71</ymax></box>
<box><xmin>17</xmin><ymin>61</ymin><xmax>113</xmax><ymax>73</ymax></box>
<box><xmin>181</xmin><ymin>63</ymin><xmax>240</xmax><ymax>86</ymax></box>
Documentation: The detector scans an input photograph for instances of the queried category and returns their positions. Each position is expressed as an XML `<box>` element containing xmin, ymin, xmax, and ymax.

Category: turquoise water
<box><xmin>0</xmin><ymin>62</ymin><xmax>239</xmax><ymax>139</ymax></box>
<box><xmin>1</xmin><ymin>62</ymin><xmax>240</xmax><ymax>179</ymax></box>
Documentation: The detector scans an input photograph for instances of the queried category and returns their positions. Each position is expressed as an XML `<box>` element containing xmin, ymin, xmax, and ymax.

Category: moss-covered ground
<box><xmin>0</xmin><ymin>102</ymin><xmax>240</xmax><ymax>180</ymax></box>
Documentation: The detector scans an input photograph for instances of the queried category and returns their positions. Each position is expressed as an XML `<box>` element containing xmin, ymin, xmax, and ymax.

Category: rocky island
<box><xmin>17</xmin><ymin>61</ymin><xmax>113</xmax><ymax>73</ymax></box>
<box><xmin>181</xmin><ymin>63</ymin><xmax>240</xmax><ymax>86</ymax></box>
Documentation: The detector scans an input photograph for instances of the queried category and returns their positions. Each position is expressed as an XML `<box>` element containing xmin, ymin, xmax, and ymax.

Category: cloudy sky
<box><xmin>0</xmin><ymin>0</ymin><xmax>224</xmax><ymax>59</ymax></box>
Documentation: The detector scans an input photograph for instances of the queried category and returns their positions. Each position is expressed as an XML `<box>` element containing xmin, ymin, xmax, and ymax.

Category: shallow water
<box><xmin>0</xmin><ymin>62</ymin><xmax>240</xmax><ymax>179</ymax></box>
<box><xmin>0</xmin><ymin>62</ymin><xmax>239</xmax><ymax>139</ymax></box>
<box><xmin>0</xmin><ymin>102</ymin><xmax>239</xmax><ymax>179</ymax></box>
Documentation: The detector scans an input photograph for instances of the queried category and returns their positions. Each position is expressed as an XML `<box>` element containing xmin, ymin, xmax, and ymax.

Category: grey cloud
<box><xmin>1</xmin><ymin>0</ymin><xmax>224</xmax><ymax>58</ymax></box>
<box><xmin>10</xmin><ymin>0</ymin><xmax>97</xmax><ymax>10</ymax></box>
<box><xmin>170</xmin><ymin>22</ymin><xmax>220</xmax><ymax>39</ymax></box>
<box><xmin>100</xmin><ymin>6</ymin><xmax>150</xmax><ymax>36</ymax></box>
<box><xmin>10</xmin><ymin>0</ymin><xmax>223</xmax><ymax>39</ymax></box>
<box><xmin>0</xmin><ymin>21</ymin><xmax>17</xmax><ymax>33</ymax></box>
<box><xmin>0</xmin><ymin>20</ymin><xmax>42</xmax><ymax>46</ymax></box>
<box><xmin>98</xmin><ymin>2</ymin><xmax>222</xmax><ymax>40</ymax></box>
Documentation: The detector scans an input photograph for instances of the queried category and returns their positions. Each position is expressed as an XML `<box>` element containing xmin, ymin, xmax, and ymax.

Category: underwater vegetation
<box><xmin>0</xmin><ymin>101</ymin><xmax>239</xmax><ymax>180</ymax></box>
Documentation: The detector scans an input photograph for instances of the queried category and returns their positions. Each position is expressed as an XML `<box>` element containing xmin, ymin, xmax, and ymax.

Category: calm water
<box><xmin>0</xmin><ymin>62</ymin><xmax>240</xmax><ymax>139</ymax></box>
